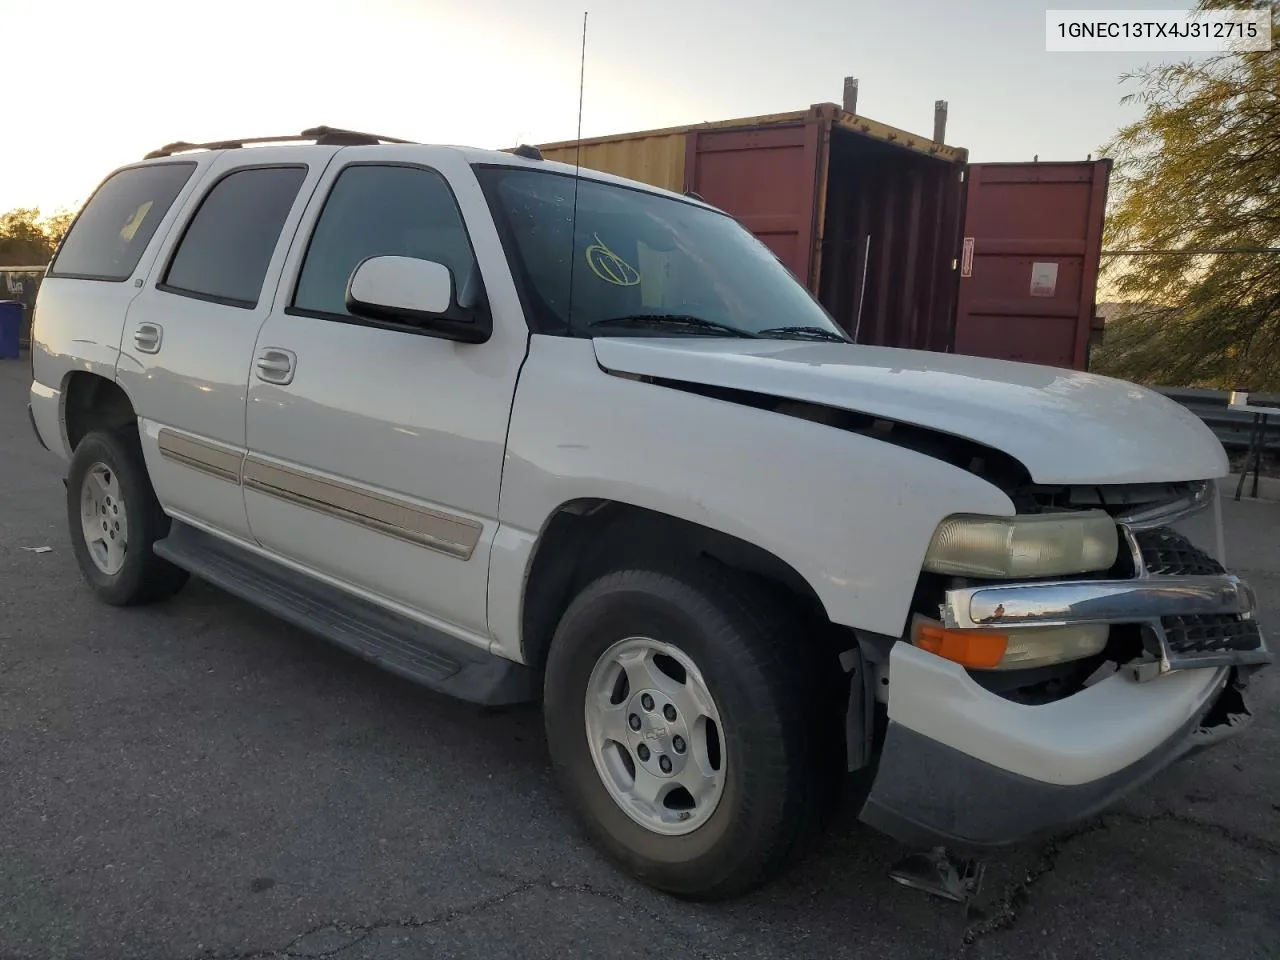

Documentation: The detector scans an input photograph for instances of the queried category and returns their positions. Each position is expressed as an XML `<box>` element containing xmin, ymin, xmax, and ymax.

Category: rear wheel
<box><xmin>543</xmin><ymin>562</ymin><xmax>830</xmax><ymax>899</ymax></box>
<box><xmin>67</xmin><ymin>429</ymin><xmax>188</xmax><ymax>606</ymax></box>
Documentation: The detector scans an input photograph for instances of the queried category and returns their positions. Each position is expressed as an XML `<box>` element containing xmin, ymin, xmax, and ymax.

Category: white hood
<box><xmin>592</xmin><ymin>338</ymin><xmax>1228</xmax><ymax>486</ymax></box>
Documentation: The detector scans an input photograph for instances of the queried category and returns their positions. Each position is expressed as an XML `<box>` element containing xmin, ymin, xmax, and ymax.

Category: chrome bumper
<box><xmin>941</xmin><ymin>573</ymin><xmax>1270</xmax><ymax>680</ymax></box>
<box><xmin>945</xmin><ymin>576</ymin><xmax>1257</xmax><ymax>629</ymax></box>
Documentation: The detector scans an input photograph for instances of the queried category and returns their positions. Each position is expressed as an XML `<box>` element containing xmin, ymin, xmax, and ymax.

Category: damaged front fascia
<box><xmin>609</xmin><ymin>371</ymin><xmax>1034</xmax><ymax>492</ymax></box>
<box><xmin>1187</xmin><ymin>668</ymin><xmax>1256</xmax><ymax>752</ymax></box>
<box><xmin>840</xmin><ymin>637</ymin><xmax>887</xmax><ymax>772</ymax></box>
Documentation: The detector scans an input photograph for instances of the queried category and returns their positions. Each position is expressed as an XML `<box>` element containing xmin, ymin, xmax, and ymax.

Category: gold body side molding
<box><xmin>156</xmin><ymin>428</ymin><xmax>481</xmax><ymax>560</ymax></box>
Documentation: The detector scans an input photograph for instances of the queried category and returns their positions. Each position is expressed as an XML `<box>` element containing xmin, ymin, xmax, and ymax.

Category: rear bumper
<box><xmin>860</xmin><ymin>666</ymin><xmax>1253</xmax><ymax>850</ymax></box>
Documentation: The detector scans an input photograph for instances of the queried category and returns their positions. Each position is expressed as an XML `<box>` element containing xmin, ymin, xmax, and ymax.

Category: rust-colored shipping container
<box><xmin>533</xmin><ymin>104</ymin><xmax>1111</xmax><ymax>370</ymax></box>
<box><xmin>953</xmin><ymin>161</ymin><xmax>1112</xmax><ymax>370</ymax></box>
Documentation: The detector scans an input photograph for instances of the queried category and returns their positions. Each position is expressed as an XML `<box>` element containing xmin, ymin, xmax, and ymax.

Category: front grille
<box><xmin>1161</xmin><ymin>614</ymin><xmax>1263</xmax><ymax>656</ymax></box>
<box><xmin>1134</xmin><ymin>527</ymin><xmax>1224</xmax><ymax>576</ymax></box>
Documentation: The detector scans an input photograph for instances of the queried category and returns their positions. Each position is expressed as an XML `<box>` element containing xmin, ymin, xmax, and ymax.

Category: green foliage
<box><xmin>0</xmin><ymin>207</ymin><xmax>75</xmax><ymax>267</ymax></box>
<box><xmin>1094</xmin><ymin>0</ymin><xmax>1280</xmax><ymax>390</ymax></box>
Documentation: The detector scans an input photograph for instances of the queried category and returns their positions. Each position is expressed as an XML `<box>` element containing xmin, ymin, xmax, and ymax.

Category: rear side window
<box><xmin>161</xmin><ymin>166</ymin><xmax>306</xmax><ymax>308</ymax></box>
<box><xmin>292</xmin><ymin>164</ymin><xmax>476</xmax><ymax>319</ymax></box>
<box><xmin>49</xmin><ymin>163</ymin><xmax>195</xmax><ymax>282</ymax></box>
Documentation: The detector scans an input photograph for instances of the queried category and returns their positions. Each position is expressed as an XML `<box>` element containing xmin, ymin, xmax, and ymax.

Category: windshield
<box><xmin>475</xmin><ymin>165</ymin><xmax>848</xmax><ymax>341</ymax></box>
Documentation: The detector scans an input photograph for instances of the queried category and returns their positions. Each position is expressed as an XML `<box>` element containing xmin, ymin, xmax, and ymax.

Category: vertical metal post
<box><xmin>1253</xmin><ymin>414</ymin><xmax>1269</xmax><ymax>499</ymax></box>
<box><xmin>933</xmin><ymin>100</ymin><xmax>948</xmax><ymax>144</ymax></box>
<box><xmin>843</xmin><ymin>77</ymin><xmax>859</xmax><ymax>114</ymax></box>
<box><xmin>1235</xmin><ymin>412</ymin><xmax>1263</xmax><ymax>501</ymax></box>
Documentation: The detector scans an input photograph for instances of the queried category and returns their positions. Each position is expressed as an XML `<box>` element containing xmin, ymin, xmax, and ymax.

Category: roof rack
<box><xmin>144</xmin><ymin>126</ymin><xmax>414</xmax><ymax>159</ymax></box>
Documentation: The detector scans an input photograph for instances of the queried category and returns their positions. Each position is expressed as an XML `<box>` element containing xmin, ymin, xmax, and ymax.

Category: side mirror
<box><xmin>345</xmin><ymin>255</ymin><xmax>490</xmax><ymax>344</ymax></box>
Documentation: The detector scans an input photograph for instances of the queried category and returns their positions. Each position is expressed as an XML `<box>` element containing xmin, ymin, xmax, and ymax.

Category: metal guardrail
<box><xmin>1153</xmin><ymin>386</ymin><xmax>1280</xmax><ymax>454</ymax></box>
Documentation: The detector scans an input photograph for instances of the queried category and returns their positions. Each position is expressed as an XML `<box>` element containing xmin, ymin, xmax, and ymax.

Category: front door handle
<box><xmin>134</xmin><ymin>323</ymin><xmax>163</xmax><ymax>354</ymax></box>
<box><xmin>254</xmin><ymin>347</ymin><xmax>297</xmax><ymax>385</ymax></box>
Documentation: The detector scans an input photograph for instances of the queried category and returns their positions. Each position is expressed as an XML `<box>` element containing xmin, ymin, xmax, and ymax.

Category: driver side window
<box><xmin>292</xmin><ymin>164</ymin><xmax>476</xmax><ymax>320</ymax></box>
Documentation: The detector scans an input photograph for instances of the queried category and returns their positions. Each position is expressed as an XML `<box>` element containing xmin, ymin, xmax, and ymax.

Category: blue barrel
<box><xmin>0</xmin><ymin>301</ymin><xmax>22</xmax><ymax>359</ymax></box>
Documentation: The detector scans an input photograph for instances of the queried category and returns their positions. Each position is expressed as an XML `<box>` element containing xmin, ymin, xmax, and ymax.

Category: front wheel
<box><xmin>543</xmin><ymin>563</ymin><xmax>829</xmax><ymax>900</ymax></box>
<box><xmin>67</xmin><ymin>429</ymin><xmax>188</xmax><ymax>606</ymax></box>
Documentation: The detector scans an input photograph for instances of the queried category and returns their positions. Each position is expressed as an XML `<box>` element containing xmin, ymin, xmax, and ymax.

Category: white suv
<box><xmin>27</xmin><ymin>127</ymin><xmax>1269</xmax><ymax>900</ymax></box>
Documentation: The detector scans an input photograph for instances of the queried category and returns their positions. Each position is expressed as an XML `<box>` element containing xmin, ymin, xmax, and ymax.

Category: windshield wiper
<box><xmin>756</xmin><ymin>325</ymin><xmax>850</xmax><ymax>343</ymax></box>
<box><xmin>588</xmin><ymin>314</ymin><xmax>759</xmax><ymax>338</ymax></box>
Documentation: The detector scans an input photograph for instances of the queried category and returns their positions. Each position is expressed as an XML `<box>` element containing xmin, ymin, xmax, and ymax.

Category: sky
<box><xmin>0</xmin><ymin>0</ymin><xmax>1210</xmax><ymax>214</ymax></box>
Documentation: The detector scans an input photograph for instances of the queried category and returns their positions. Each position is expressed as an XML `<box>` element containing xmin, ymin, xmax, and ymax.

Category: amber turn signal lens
<box><xmin>912</xmin><ymin>621</ymin><xmax>1009</xmax><ymax>669</ymax></box>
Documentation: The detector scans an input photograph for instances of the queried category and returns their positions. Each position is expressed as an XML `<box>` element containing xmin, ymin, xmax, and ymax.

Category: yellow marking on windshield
<box><xmin>585</xmin><ymin>234</ymin><xmax>640</xmax><ymax>286</ymax></box>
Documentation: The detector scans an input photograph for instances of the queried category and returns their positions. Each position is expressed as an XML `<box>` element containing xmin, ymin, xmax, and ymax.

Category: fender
<box><xmin>487</xmin><ymin>336</ymin><xmax>1015</xmax><ymax>660</ymax></box>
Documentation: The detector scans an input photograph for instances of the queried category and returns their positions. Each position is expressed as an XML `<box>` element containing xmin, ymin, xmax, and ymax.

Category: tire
<box><xmin>543</xmin><ymin>561</ymin><xmax>831</xmax><ymax>900</ymax></box>
<box><xmin>66</xmin><ymin>428</ymin><xmax>188</xmax><ymax>606</ymax></box>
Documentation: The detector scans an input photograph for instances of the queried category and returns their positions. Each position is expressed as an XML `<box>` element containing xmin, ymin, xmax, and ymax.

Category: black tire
<box><xmin>543</xmin><ymin>561</ymin><xmax>831</xmax><ymax>900</ymax></box>
<box><xmin>66</xmin><ymin>428</ymin><xmax>188</xmax><ymax>606</ymax></box>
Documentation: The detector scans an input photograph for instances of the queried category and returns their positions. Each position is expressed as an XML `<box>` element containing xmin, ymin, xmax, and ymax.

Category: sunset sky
<box><xmin>1</xmin><ymin>0</ymin><xmax>1206</xmax><ymax>214</ymax></box>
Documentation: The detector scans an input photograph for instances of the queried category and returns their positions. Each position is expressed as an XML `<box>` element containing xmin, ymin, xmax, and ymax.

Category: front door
<box><xmin>242</xmin><ymin>148</ymin><xmax>529</xmax><ymax>643</ymax></box>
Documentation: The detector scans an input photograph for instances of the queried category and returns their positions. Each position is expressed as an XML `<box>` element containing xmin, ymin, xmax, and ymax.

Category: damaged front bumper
<box><xmin>859</xmin><ymin>514</ymin><xmax>1269</xmax><ymax>852</ymax></box>
<box><xmin>860</xmin><ymin>665</ymin><xmax>1257</xmax><ymax>851</ymax></box>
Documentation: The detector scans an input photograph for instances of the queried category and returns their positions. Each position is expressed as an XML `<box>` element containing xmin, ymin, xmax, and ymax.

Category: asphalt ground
<box><xmin>2</xmin><ymin>354</ymin><xmax>1278</xmax><ymax>960</ymax></box>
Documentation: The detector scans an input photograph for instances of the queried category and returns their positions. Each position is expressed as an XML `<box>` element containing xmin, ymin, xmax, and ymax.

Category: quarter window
<box><xmin>49</xmin><ymin>163</ymin><xmax>195</xmax><ymax>282</ymax></box>
<box><xmin>293</xmin><ymin>165</ymin><xmax>476</xmax><ymax>319</ymax></box>
<box><xmin>162</xmin><ymin>166</ymin><xmax>306</xmax><ymax>308</ymax></box>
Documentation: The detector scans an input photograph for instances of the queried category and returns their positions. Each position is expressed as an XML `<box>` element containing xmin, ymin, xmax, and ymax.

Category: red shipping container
<box><xmin>535</xmin><ymin>104</ymin><xmax>1111</xmax><ymax>370</ymax></box>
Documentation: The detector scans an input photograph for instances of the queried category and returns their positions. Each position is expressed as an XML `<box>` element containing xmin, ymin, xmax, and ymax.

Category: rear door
<box><xmin>118</xmin><ymin>148</ymin><xmax>339</xmax><ymax>540</ymax></box>
<box><xmin>952</xmin><ymin>160</ymin><xmax>1111</xmax><ymax>370</ymax></box>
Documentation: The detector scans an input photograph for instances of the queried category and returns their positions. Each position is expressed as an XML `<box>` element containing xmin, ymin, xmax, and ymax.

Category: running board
<box><xmin>153</xmin><ymin>522</ymin><xmax>535</xmax><ymax>706</ymax></box>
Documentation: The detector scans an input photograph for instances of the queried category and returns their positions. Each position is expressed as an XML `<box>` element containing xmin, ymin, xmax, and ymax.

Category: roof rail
<box><xmin>144</xmin><ymin>126</ymin><xmax>414</xmax><ymax>159</ymax></box>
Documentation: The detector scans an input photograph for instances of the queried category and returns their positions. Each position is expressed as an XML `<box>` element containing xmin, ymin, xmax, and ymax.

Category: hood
<box><xmin>591</xmin><ymin>338</ymin><xmax>1228</xmax><ymax>486</ymax></box>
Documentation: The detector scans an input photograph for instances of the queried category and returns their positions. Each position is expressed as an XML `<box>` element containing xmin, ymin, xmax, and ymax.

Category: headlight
<box><xmin>922</xmin><ymin>510</ymin><xmax>1119</xmax><ymax>579</ymax></box>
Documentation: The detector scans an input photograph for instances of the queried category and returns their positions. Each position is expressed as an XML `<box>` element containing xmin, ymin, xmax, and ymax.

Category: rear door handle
<box><xmin>254</xmin><ymin>347</ymin><xmax>297</xmax><ymax>385</ymax></box>
<box><xmin>134</xmin><ymin>323</ymin><xmax>163</xmax><ymax>354</ymax></box>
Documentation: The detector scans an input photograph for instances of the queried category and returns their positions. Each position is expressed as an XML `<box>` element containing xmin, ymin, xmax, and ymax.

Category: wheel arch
<box><xmin>62</xmin><ymin>371</ymin><xmax>138</xmax><ymax>452</ymax></box>
<box><xmin>518</xmin><ymin>498</ymin><xmax>843</xmax><ymax>673</ymax></box>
